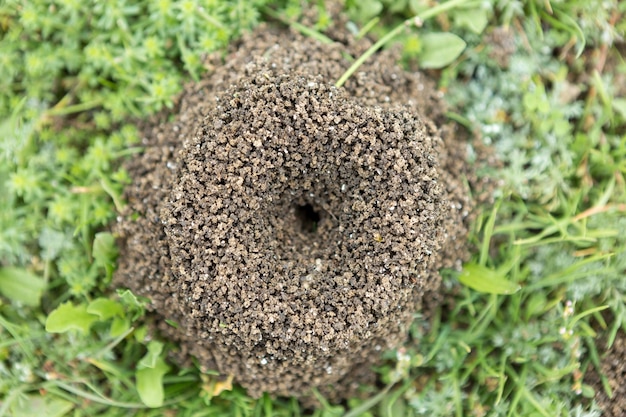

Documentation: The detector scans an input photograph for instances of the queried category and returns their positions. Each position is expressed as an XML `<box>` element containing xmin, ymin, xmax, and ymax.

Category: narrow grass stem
<box><xmin>91</xmin><ymin>326</ymin><xmax>135</xmax><ymax>359</ymax></box>
<box><xmin>46</xmin><ymin>100</ymin><xmax>102</xmax><ymax>117</ymax></box>
<box><xmin>521</xmin><ymin>387</ymin><xmax>551</xmax><ymax>417</ymax></box>
<box><xmin>0</xmin><ymin>386</ymin><xmax>25</xmax><ymax>417</ymax></box>
<box><xmin>343</xmin><ymin>380</ymin><xmax>398</xmax><ymax>417</ymax></box>
<box><xmin>355</xmin><ymin>16</ymin><xmax>380</xmax><ymax>40</ymax></box>
<box><xmin>0</xmin><ymin>315</ymin><xmax>37</xmax><ymax>364</ymax></box>
<box><xmin>480</xmin><ymin>200</ymin><xmax>501</xmax><ymax>266</ymax></box>
<box><xmin>48</xmin><ymin>381</ymin><xmax>146</xmax><ymax>408</ymax></box>
<box><xmin>584</xmin><ymin>336</ymin><xmax>613</xmax><ymax>397</ymax></box>
<box><xmin>453</xmin><ymin>370</ymin><xmax>463</xmax><ymax>417</ymax></box>
<box><xmin>569</xmin><ymin>305</ymin><xmax>609</xmax><ymax>328</ymax></box>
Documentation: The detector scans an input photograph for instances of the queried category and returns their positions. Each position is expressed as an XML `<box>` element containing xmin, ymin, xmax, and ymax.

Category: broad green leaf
<box><xmin>139</xmin><ymin>341</ymin><xmax>164</xmax><ymax>369</ymax></box>
<box><xmin>581</xmin><ymin>383</ymin><xmax>595</xmax><ymax>399</ymax></box>
<box><xmin>134</xmin><ymin>325</ymin><xmax>148</xmax><ymax>342</ymax></box>
<box><xmin>136</xmin><ymin>359</ymin><xmax>169</xmax><ymax>407</ymax></box>
<box><xmin>10</xmin><ymin>394</ymin><xmax>74</xmax><ymax>417</ymax></box>
<box><xmin>45</xmin><ymin>302</ymin><xmax>98</xmax><ymax>334</ymax></box>
<box><xmin>418</xmin><ymin>32</ymin><xmax>466</xmax><ymax>69</ymax></box>
<box><xmin>87</xmin><ymin>298</ymin><xmax>124</xmax><ymax>320</ymax></box>
<box><xmin>459</xmin><ymin>263</ymin><xmax>520</xmax><ymax>295</ymax></box>
<box><xmin>453</xmin><ymin>8</ymin><xmax>489</xmax><ymax>34</ymax></box>
<box><xmin>110</xmin><ymin>316</ymin><xmax>130</xmax><ymax>337</ymax></box>
<box><xmin>0</xmin><ymin>267</ymin><xmax>45</xmax><ymax>307</ymax></box>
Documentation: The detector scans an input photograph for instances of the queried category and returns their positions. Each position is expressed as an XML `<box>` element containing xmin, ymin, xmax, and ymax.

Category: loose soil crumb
<box><xmin>114</xmin><ymin>7</ymin><xmax>481</xmax><ymax>401</ymax></box>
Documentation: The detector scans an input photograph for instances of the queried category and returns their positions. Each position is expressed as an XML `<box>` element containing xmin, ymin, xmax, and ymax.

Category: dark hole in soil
<box><xmin>295</xmin><ymin>203</ymin><xmax>320</xmax><ymax>233</ymax></box>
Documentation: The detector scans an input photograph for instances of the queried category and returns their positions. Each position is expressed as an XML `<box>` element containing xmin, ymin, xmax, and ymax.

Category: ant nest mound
<box><xmin>115</xmin><ymin>16</ymin><xmax>481</xmax><ymax>401</ymax></box>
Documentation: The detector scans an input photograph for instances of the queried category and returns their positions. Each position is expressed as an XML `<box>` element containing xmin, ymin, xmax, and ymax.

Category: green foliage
<box><xmin>338</xmin><ymin>0</ymin><xmax>624</xmax><ymax>416</ymax></box>
<box><xmin>390</xmin><ymin>0</ymin><xmax>624</xmax><ymax>415</ymax></box>
<box><xmin>45</xmin><ymin>295</ymin><xmax>139</xmax><ymax>338</ymax></box>
<box><xmin>451</xmin><ymin>6</ymin><xmax>490</xmax><ymax>34</ymax></box>
<box><xmin>45</xmin><ymin>302</ymin><xmax>99</xmax><ymax>334</ymax></box>
<box><xmin>92</xmin><ymin>232</ymin><xmax>118</xmax><ymax>282</ymax></box>
<box><xmin>0</xmin><ymin>267</ymin><xmax>45</xmax><ymax>306</ymax></box>
<box><xmin>5</xmin><ymin>394</ymin><xmax>74</xmax><ymax>417</ymax></box>
<box><xmin>337</xmin><ymin>0</ymin><xmax>477</xmax><ymax>87</ymax></box>
<box><xmin>0</xmin><ymin>0</ymin><xmax>270</xmax><ymax>120</ymax></box>
<box><xmin>136</xmin><ymin>342</ymin><xmax>170</xmax><ymax>408</ymax></box>
<box><xmin>417</xmin><ymin>32</ymin><xmax>466</xmax><ymax>69</ymax></box>
<box><xmin>459</xmin><ymin>263</ymin><xmax>521</xmax><ymax>295</ymax></box>
<box><xmin>0</xmin><ymin>0</ymin><xmax>624</xmax><ymax>415</ymax></box>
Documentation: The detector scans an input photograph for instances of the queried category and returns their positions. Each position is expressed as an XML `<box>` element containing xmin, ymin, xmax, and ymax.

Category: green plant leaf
<box><xmin>110</xmin><ymin>316</ymin><xmax>130</xmax><ymax>337</ymax></box>
<box><xmin>136</xmin><ymin>342</ymin><xmax>170</xmax><ymax>408</ymax></box>
<box><xmin>0</xmin><ymin>267</ymin><xmax>45</xmax><ymax>307</ymax></box>
<box><xmin>418</xmin><ymin>32</ymin><xmax>466</xmax><ymax>69</ymax></box>
<box><xmin>348</xmin><ymin>0</ymin><xmax>383</xmax><ymax>22</ymax></box>
<box><xmin>45</xmin><ymin>302</ymin><xmax>98</xmax><ymax>334</ymax></box>
<box><xmin>87</xmin><ymin>298</ymin><xmax>124</xmax><ymax>320</ymax></box>
<box><xmin>453</xmin><ymin>8</ymin><xmax>489</xmax><ymax>34</ymax></box>
<box><xmin>136</xmin><ymin>358</ymin><xmax>170</xmax><ymax>408</ymax></box>
<box><xmin>117</xmin><ymin>288</ymin><xmax>148</xmax><ymax>320</ymax></box>
<box><xmin>139</xmin><ymin>341</ymin><xmax>164</xmax><ymax>368</ymax></box>
<box><xmin>459</xmin><ymin>263</ymin><xmax>521</xmax><ymax>295</ymax></box>
<box><xmin>10</xmin><ymin>394</ymin><xmax>74</xmax><ymax>417</ymax></box>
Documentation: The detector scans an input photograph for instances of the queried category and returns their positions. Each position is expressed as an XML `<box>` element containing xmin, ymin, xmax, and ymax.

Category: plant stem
<box><xmin>335</xmin><ymin>0</ymin><xmax>472</xmax><ymax>88</ymax></box>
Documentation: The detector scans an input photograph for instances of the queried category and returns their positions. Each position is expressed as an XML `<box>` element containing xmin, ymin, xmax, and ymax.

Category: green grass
<box><xmin>1</xmin><ymin>0</ymin><xmax>625</xmax><ymax>416</ymax></box>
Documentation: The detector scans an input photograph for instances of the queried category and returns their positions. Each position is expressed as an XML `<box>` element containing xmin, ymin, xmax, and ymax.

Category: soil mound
<box><xmin>114</xmin><ymin>9</ymin><xmax>479</xmax><ymax>400</ymax></box>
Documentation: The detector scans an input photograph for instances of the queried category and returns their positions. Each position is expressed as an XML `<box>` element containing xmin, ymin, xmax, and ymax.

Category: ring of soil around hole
<box><xmin>157</xmin><ymin>72</ymin><xmax>444</xmax><ymax>398</ymax></box>
<box><xmin>114</xmin><ymin>5</ymin><xmax>483</xmax><ymax>403</ymax></box>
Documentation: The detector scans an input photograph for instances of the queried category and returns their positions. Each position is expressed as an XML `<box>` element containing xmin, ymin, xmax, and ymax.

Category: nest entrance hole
<box><xmin>295</xmin><ymin>203</ymin><xmax>321</xmax><ymax>233</ymax></box>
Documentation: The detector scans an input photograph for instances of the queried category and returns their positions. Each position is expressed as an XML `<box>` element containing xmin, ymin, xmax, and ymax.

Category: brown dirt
<box><xmin>585</xmin><ymin>328</ymin><xmax>626</xmax><ymax>416</ymax></box>
<box><xmin>113</xmin><ymin>6</ymin><xmax>482</xmax><ymax>402</ymax></box>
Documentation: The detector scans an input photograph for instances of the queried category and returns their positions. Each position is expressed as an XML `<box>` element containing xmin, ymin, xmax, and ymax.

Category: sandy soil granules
<box><xmin>114</xmin><ymin>9</ymin><xmax>481</xmax><ymax>400</ymax></box>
